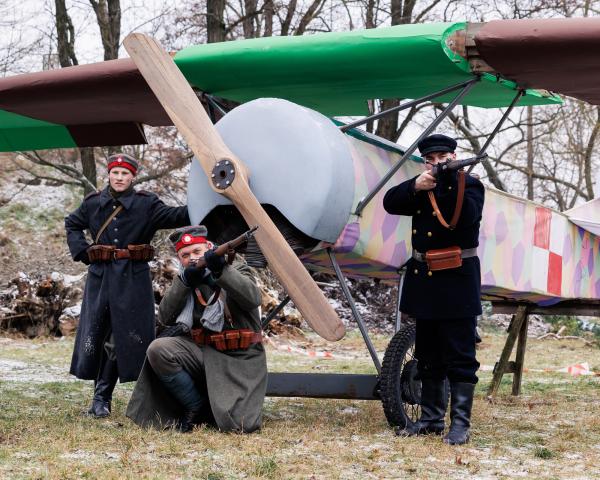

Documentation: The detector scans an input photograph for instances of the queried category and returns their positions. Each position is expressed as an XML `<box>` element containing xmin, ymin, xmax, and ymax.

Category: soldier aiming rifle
<box><xmin>126</xmin><ymin>225</ymin><xmax>267</xmax><ymax>433</ymax></box>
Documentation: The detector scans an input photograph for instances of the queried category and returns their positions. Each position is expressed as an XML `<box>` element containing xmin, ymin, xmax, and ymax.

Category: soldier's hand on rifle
<box><xmin>204</xmin><ymin>249</ymin><xmax>226</xmax><ymax>277</ymax></box>
<box><xmin>414</xmin><ymin>171</ymin><xmax>437</xmax><ymax>191</ymax></box>
<box><xmin>183</xmin><ymin>265</ymin><xmax>207</xmax><ymax>287</ymax></box>
<box><xmin>156</xmin><ymin>322</ymin><xmax>190</xmax><ymax>338</ymax></box>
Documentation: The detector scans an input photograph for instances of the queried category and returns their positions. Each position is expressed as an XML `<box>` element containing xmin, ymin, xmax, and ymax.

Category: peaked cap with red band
<box><xmin>169</xmin><ymin>225</ymin><xmax>210</xmax><ymax>252</ymax></box>
<box><xmin>107</xmin><ymin>153</ymin><xmax>139</xmax><ymax>175</ymax></box>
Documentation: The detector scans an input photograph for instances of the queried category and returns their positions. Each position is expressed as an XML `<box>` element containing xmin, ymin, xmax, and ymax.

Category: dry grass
<box><xmin>1</xmin><ymin>331</ymin><xmax>599</xmax><ymax>479</ymax></box>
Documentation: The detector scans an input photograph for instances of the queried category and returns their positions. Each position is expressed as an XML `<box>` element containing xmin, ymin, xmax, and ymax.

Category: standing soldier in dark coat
<box><xmin>65</xmin><ymin>153</ymin><xmax>189</xmax><ymax>418</ymax></box>
<box><xmin>126</xmin><ymin>225</ymin><xmax>266</xmax><ymax>433</ymax></box>
<box><xmin>383</xmin><ymin>134</ymin><xmax>485</xmax><ymax>445</ymax></box>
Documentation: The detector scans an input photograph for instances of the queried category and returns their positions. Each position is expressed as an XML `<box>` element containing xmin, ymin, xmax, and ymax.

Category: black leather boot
<box><xmin>396</xmin><ymin>379</ymin><xmax>448</xmax><ymax>436</ymax></box>
<box><xmin>443</xmin><ymin>382</ymin><xmax>475</xmax><ymax>445</ymax></box>
<box><xmin>87</xmin><ymin>357</ymin><xmax>118</xmax><ymax>418</ymax></box>
<box><xmin>159</xmin><ymin>370</ymin><xmax>207</xmax><ymax>433</ymax></box>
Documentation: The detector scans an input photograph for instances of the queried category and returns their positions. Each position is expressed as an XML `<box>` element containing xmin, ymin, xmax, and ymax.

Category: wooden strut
<box><xmin>487</xmin><ymin>305</ymin><xmax>530</xmax><ymax>398</ymax></box>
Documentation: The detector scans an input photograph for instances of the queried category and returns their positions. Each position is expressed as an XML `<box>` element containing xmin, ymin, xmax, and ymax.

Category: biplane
<box><xmin>2</xmin><ymin>17</ymin><xmax>600</xmax><ymax>429</ymax></box>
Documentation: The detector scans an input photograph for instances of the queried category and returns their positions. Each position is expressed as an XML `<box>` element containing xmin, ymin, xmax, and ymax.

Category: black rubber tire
<box><xmin>380</xmin><ymin>322</ymin><xmax>421</xmax><ymax>428</ymax></box>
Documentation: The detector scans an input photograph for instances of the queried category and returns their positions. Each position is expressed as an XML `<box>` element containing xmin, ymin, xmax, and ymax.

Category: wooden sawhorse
<box><xmin>487</xmin><ymin>300</ymin><xmax>600</xmax><ymax>397</ymax></box>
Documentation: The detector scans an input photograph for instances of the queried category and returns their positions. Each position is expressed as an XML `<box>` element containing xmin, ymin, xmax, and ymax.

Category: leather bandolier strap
<box><xmin>428</xmin><ymin>170</ymin><xmax>466</xmax><ymax>230</ymax></box>
<box><xmin>94</xmin><ymin>205</ymin><xmax>124</xmax><ymax>244</ymax></box>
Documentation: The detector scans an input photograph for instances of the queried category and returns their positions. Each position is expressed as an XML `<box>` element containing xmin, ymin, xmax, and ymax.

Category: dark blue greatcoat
<box><xmin>383</xmin><ymin>171</ymin><xmax>485</xmax><ymax>319</ymax></box>
<box><xmin>65</xmin><ymin>187</ymin><xmax>189</xmax><ymax>382</ymax></box>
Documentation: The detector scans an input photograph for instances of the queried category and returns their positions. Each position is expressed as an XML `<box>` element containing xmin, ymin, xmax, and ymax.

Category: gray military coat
<box><xmin>126</xmin><ymin>260</ymin><xmax>267</xmax><ymax>433</ymax></box>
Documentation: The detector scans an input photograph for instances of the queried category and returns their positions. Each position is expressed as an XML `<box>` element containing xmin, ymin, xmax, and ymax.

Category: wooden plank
<box><xmin>512</xmin><ymin>314</ymin><xmax>529</xmax><ymax>396</ymax></box>
<box><xmin>123</xmin><ymin>33</ymin><xmax>345</xmax><ymax>341</ymax></box>
<box><xmin>487</xmin><ymin>305</ymin><xmax>528</xmax><ymax>398</ymax></box>
<box><xmin>492</xmin><ymin>300</ymin><xmax>600</xmax><ymax>316</ymax></box>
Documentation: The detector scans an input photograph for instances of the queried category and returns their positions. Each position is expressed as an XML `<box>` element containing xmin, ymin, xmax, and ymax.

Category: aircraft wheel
<box><xmin>380</xmin><ymin>321</ymin><xmax>421</xmax><ymax>428</ymax></box>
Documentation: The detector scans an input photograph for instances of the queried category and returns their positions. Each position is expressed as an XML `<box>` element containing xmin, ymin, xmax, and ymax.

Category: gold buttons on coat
<box><xmin>427</xmin><ymin>231</ymin><xmax>432</xmax><ymax>237</ymax></box>
<box><xmin>414</xmin><ymin>269</ymin><xmax>418</xmax><ymax>274</ymax></box>
<box><xmin>412</xmin><ymin>229</ymin><xmax>417</xmax><ymax>234</ymax></box>
<box><xmin>416</xmin><ymin>210</ymin><xmax>421</xmax><ymax>214</ymax></box>
<box><xmin>428</xmin><ymin>271</ymin><xmax>433</xmax><ymax>276</ymax></box>
<box><xmin>432</xmin><ymin>211</ymin><xmax>437</xmax><ymax>216</ymax></box>
<box><xmin>448</xmin><ymin>186</ymin><xmax>452</xmax><ymax>190</ymax></box>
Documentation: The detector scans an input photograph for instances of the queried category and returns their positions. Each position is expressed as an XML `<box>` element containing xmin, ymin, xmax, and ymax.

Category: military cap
<box><xmin>107</xmin><ymin>153</ymin><xmax>139</xmax><ymax>175</ymax></box>
<box><xmin>417</xmin><ymin>134</ymin><xmax>457</xmax><ymax>156</ymax></box>
<box><xmin>169</xmin><ymin>225</ymin><xmax>210</xmax><ymax>252</ymax></box>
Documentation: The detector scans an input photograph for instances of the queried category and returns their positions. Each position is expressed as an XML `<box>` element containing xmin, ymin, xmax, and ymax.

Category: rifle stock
<box><xmin>193</xmin><ymin>226</ymin><xmax>258</xmax><ymax>268</ymax></box>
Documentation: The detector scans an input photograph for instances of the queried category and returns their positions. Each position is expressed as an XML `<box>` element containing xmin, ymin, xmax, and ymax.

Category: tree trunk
<box><xmin>55</xmin><ymin>0</ymin><xmax>78</xmax><ymax>67</ymax></box>
<box><xmin>526</xmin><ymin>105</ymin><xmax>534</xmax><ymax>200</ymax></box>
<box><xmin>207</xmin><ymin>0</ymin><xmax>226</xmax><ymax>43</ymax></box>
<box><xmin>80</xmin><ymin>148</ymin><xmax>97</xmax><ymax>195</ymax></box>
<box><xmin>89</xmin><ymin>0</ymin><xmax>121</xmax><ymax>61</ymax></box>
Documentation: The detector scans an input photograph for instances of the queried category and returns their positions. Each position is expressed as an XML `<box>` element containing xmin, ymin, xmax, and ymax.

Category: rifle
<box><xmin>192</xmin><ymin>226</ymin><xmax>259</xmax><ymax>268</ymax></box>
<box><xmin>430</xmin><ymin>153</ymin><xmax>488</xmax><ymax>178</ymax></box>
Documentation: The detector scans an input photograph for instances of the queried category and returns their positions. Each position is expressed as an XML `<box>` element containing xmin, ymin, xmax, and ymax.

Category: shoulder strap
<box><xmin>194</xmin><ymin>286</ymin><xmax>222</xmax><ymax>306</ymax></box>
<box><xmin>427</xmin><ymin>170</ymin><xmax>466</xmax><ymax>230</ymax></box>
<box><xmin>94</xmin><ymin>205</ymin><xmax>124</xmax><ymax>244</ymax></box>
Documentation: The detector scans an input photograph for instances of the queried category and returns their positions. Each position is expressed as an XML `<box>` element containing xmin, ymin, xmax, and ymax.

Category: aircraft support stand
<box><xmin>487</xmin><ymin>305</ymin><xmax>530</xmax><ymax>398</ymax></box>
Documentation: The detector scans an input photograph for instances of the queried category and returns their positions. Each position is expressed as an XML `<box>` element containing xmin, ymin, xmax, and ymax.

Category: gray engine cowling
<box><xmin>187</xmin><ymin>98</ymin><xmax>355</xmax><ymax>243</ymax></box>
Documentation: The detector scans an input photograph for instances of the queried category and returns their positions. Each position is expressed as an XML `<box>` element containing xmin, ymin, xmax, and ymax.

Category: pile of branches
<box><xmin>0</xmin><ymin>272</ymin><xmax>82</xmax><ymax>337</ymax></box>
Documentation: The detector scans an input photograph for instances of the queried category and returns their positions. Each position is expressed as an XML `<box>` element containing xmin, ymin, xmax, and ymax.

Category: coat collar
<box><xmin>99</xmin><ymin>186</ymin><xmax>136</xmax><ymax>209</ymax></box>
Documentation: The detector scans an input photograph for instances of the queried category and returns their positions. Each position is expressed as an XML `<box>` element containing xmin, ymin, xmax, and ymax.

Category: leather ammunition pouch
<box><xmin>87</xmin><ymin>244</ymin><xmax>154</xmax><ymax>263</ymax></box>
<box><xmin>425</xmin><ymin>246</ymin><xmax>462</xmax><ymax>271</ymax></box>
<box><xmin>88</xmin><ymin>245</ymin><xmax>116</xmax><ymax>263</ymax></box>
<box><xmin>127</xmin><ymin>244</ymin><xmax>155</xmax><ymax>261</ymax></box>
<box><xmin>190</xmin><ymin>328</ymin><xmax>261</xmax><ymax>351</ymax></box>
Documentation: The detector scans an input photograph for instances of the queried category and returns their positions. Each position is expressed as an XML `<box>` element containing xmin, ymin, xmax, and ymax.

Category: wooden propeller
<box><xmin>124</xmin><ymin>33</ymin><xmax>345</xmax><ymax>341</ymax></box>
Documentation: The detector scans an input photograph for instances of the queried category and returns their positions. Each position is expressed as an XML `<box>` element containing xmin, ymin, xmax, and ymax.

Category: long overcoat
<box><xmin>126</xmin><ymin>259</ymin><xmax>267</xmax><ymax>433</ymax></box>
<box><xmin>65</xmin><ymin>186</ymin><xmax>189</xmax><ymax>382</ymax></box>
<box><xmin>383</xmin><ymin>171</ymin><xmax>485</xmax><ymax>319</ymax></box>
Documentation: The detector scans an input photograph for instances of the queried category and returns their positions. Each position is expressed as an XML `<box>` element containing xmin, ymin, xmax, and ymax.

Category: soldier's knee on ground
<box><xmin>147</xmin><ymin>338</ymin><xmax>179</xmax><ymax>375</ymax></box>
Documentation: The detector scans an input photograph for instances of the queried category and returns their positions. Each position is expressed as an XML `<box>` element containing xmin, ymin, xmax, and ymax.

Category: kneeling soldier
<box><xmin>126</xmin><ymin>225</ymin><xmax>266</xmax><ymax>433</ymax></box>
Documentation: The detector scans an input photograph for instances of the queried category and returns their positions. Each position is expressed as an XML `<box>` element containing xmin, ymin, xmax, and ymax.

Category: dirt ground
<box><xmin>1</xmin><ymin>331</ymin><xmax>599</xmax><ymax>479</ymax></box>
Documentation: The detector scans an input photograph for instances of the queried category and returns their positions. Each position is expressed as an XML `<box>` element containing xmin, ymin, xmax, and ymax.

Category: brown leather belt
<box><xmin>191</xmin><ymin>327</ymin><xmax>262</xmax><ymax>351</ymax></box>
<box><xmin>412</xmin><ymin>247</ymin><xmax>477</xmax><ymax>262</ymax></box>
<box><xmin>88</xmin><ymin>244</ymin><xmax>154</xmax><ymax>262</ymax></box>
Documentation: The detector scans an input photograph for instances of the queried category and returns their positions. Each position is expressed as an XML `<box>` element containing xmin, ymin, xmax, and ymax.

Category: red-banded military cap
<box><xmin>107</xmin><ymin>153</ymin><xmax>139</xmax><ymax>175</ymax></box>
<box><xmin>169</xmin><ymin>225</ymin><xmax>210</xmax><ymax>252</ymax></box>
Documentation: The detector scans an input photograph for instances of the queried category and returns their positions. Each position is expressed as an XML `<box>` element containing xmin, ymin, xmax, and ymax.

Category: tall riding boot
<box><xmin>443</xmin><ymin>382</ymin><xmax>475</xmax><ymax>445</ymax></box>
<box><xmin>159</xmin><ymin>370</ymin><xmax>207</xmax><ymax>433</ymax></box>
<box><xmin>87</xmin><ymin>357</ymin><xmax>119</xmax><ymax>418</ymax></box>
<box><xmin>396</xmin><ymin>379</ymin><xmax>448</xmax><ymax>436</ymax></box>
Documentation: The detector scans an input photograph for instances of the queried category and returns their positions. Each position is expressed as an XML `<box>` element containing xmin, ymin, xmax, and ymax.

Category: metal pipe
<box><xmin>354</xmin><ymin>77</ymin><xmax>480</xmax><ymax>216</ymax></box>
<box><xmin>467</xmin><ymin>89</ymin><xmax>523</xmax><ymax>174</ymax></box>
<box><xmin>395</xmin><ymin>269</ymin><xmax>404</xmax><ymax>333</ymax></box>
<box><xmin>327</xmin><ymin>248</ymin><xmax>382</xmax><ymax>373</ymax></box>
<box><xmin>205</xmin><ymin>93</ymin><xmax>228</xmax><ymax>116</ymax></box>
<box><xmin>261</xmin><ymin>295</ymin><xmax>291</xmax><ymax>330</ymax></box>
<box><xmin>339</xmin><ymin>79</ymin><xmax>478</xmax><ymax>133</ymax></box>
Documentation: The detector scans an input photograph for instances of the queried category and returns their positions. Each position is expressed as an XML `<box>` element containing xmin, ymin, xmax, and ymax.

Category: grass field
<box><xmin>1</xmin><ymin>331</ymin><xmax>599</xmax><ymax>479</ymax></box>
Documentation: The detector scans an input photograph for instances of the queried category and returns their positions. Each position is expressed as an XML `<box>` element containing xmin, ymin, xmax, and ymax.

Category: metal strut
<box><xmin>340</xmin><ymin>79</ymin><xmax>479</xmax><ymax>133</ymax></box>
<box><xmin>467</xmin><ymin>89</ymin><xmax>524</xmax><ymax>174</ymax></box>
<box><xmin>395</xmin><ymin>268</ymin><xmax>405</xmax><ymax>333</ymax></box>
<box><xmin>327</xmin><ymin>248</ymin><xmax>382</xmax><ymax>373</ymax></box>
<box><xmin>353</xmin><ymin>77</ymin><xmax>480</xmax><ymax>216</ymax></box>
<box><xmin>261</xmin><ymin>295</ymin><xmax>291</xmax><ymax>330</ymax></box>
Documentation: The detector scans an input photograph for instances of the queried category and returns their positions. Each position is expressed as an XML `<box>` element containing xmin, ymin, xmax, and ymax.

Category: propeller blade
<box><xmin>124</xmin><ymin>33</ymin><xmax>345</xmax><ymax>341</ymax></box>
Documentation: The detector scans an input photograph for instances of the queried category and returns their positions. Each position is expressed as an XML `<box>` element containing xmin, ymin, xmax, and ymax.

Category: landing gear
<box><xmin>380</xmin><ymin>322</ymin><xmax>420</xmax><ymax>428</ymax></box>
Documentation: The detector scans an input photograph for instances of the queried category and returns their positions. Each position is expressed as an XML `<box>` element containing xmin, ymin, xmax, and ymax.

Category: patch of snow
<box><xmin>0</xmin><ymin>359</ymin><xmax>75</xmax><ymax>383</ymax></box>
<box><xmin>62</xmin><ymin>304</ymin><xmax>81</xmax><ymax>316</ymax></box>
